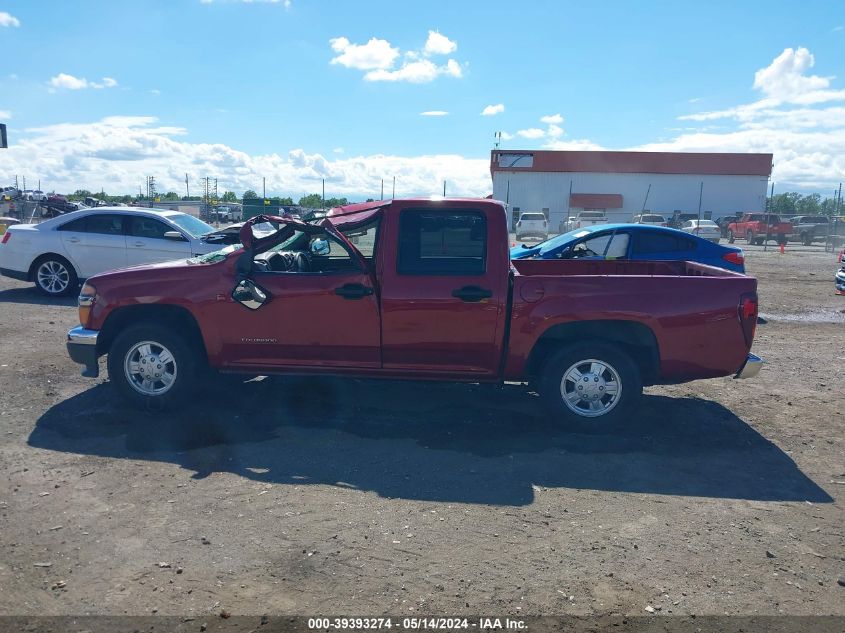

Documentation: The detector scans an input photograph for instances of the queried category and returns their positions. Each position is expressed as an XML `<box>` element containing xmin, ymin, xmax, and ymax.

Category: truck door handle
<box><xmin>452</xmin><ymin>285</ymin><xmax>493</xmax><ymax>302</ymax></box>
<box><xmin>133</xmin><ymin>241</ymin><xmax>145</xmax><ymax>247</ymax></box>
<box><xmin>66</xmin><ymin>237</ymin><xmax>80</xmax><ymax>243</ymax></box>
<box><xmin>335</xmin><ymin>283</ymin><xmax>374</xmax><ymax>299</ymax></box>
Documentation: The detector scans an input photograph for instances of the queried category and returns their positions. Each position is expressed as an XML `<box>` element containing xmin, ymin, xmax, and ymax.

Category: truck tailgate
<box><xmin>506</xmin><ymin>259</ymin><xmax>758</xmax><ymax>382</ymax></box>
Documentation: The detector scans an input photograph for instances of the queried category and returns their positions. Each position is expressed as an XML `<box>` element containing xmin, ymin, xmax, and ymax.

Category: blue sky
<box><xmin>1</xmin><ymin>0</ymin><xmax>844</xmax><ymax>198</ymax></box>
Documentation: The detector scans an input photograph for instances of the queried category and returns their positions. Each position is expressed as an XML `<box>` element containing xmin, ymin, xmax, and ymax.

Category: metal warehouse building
<box><xmin>490</xmin><ymin>150</ymin><xmax>773</xmax><ymax>231</ymax></box>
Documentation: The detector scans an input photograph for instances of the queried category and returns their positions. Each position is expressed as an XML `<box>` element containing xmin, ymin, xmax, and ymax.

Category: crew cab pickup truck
<box><xmin>727</xmin><ymin>213</ymin><xmax>792</xmax><ymax>246</ymax></box>
<box><xmin>66</xmin><ymin>198</ymin><xmax>762</xmax><ymax>427</ymax></box>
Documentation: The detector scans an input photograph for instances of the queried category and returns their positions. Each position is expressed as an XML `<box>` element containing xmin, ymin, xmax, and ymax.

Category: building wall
<box><xmin>492</xmin><ymin>171</ymin><xmax>770</xmax><ymax>230</ymax></box>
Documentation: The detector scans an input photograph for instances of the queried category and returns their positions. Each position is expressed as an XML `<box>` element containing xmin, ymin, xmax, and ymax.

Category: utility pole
<box><xmin>392</xmin><ymin>176</ymin><xmax>395</xmax><ymax>199</ymax></box>
<box><xmin>764</xmin><ymin>181</ymin><xmax>773</xmax><ymax>252</ymax></box>
<box><xmin>146</xmin><ymin>176</ymin><xmax>156</xmax><ymax>208</ymax></box>
<box><xmin>321</xmin><ymin>178</ymin><xmax>325</xmax><ymax>211</ymax></box>
<box><xmin>837</xmin><ymin>182</ymin><xmax>842</xmax><ymax>215</ymax></box>
<box><xmin>639</xmin><ymin>183</ymin><xmax>652</xmax><ymax>221</ymax></box>
<box><xmin>185</xmin><ymin>173</ymin><xmax>189</xmax><ymax>199</ymax></box>
<box><xmin>696</xmin><ymin>181</ymin><xmax>703</xmax><ymax>223</ymax></box>
<box><xmin>263</xmin><ymin>177</ymin><xmax>266</xmax><ymax>200</ymax></box>
<box><xmin>380</xmin><ymin>179</ymin><xmax>384</xmax><ymax>201</ymax></box>
<box><xmin>443</xmin><ymin>181</ymin><xmax>446</xmax><ymax>196</ymax></box>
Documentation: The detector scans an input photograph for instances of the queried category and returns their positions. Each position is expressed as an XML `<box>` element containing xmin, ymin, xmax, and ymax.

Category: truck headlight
<box><xmin>78</xmin><ymin>282</ymin><xmax>96</xmax><ymax>327</ymax></box>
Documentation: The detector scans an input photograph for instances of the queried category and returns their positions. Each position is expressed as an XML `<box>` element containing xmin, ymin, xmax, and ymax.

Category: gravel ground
<box><xmin>0</xmin><ymin>243</ymin><xmax>843</xmax><ymax>618</ymax></box>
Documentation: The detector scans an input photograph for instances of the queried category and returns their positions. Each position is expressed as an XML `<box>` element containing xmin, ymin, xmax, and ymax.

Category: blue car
<box><xmin>510</xmin><ymin>224</ymin><xmax>746</xmax><ymax>273</ymax></box>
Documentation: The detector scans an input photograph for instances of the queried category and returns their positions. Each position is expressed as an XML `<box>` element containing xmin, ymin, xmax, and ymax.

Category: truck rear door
<box><xmin>378</xmin><ymin>202</ymin><xmax>509</xmax><ymax>376</ymax></box>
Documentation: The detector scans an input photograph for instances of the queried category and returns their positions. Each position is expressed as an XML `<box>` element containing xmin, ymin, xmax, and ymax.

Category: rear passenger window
<box><xmin>58</xmin><ymin>214</ymin><xmax>124</xmax><ymax>235</ymax></box>
<box><xmin>398</xmin><ymin>210</ymin><xmax>486</xmax><ymax>275</ymax></box>
<box><xmin>633</xmin><ymin>231</ymin><xmax>696</xmax><ymax>254</ymax></box>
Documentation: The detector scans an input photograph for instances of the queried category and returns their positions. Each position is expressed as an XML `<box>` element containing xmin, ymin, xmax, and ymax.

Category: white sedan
<box><xmin>680</xmin><ymin>219</ymin><xmax>721</xmax><ymax>243</ymax></box>
<box><xmin>0</xmin><ymin>208</ymin><xmax>226</xmax><ymax>296</ymax></box>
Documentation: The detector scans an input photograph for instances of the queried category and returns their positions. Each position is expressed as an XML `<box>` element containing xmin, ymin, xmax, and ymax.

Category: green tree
<box><xmin>163</xmin><ymin>191</ymin><xmax>180</xmax><ymax>201</ymax></box>
<box><xmin>243</xmin><ymin>190</ymin><xmax>259</xmax><ymax>200</ymax></box>
<box><xmin>222</xmin><ymin>190</ymin><xmax>238</xmax><ymax>202</ymax></box>
<box><xmin>298</xmin><ymin>193</ymin><xmax>324</xmax><ymax>208</ymax></box>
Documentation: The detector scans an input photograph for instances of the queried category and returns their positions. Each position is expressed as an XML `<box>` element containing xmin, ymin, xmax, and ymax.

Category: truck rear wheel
<box><xmin>107</xmin><ymin>323</ymin><xmax>199</xmax><ymax>408</ymax></box>
<box><xmin>538</xmin><ymin>341</ymin><xmax>643</xmax><ymax>430</ymax></box>
<box><xmin>727</xmin><ymin>230</ymin><xmax>735</xmax><ymax>244</ymax></box>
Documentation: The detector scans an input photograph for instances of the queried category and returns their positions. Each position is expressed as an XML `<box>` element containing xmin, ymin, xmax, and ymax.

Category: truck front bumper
<box><xmin>734</xmin><ymin>353</ymin><xmax>763</xmax><ymax>379</ymax></box>
<box><xmin>67</xmin><ymin>326</ymin><xmax>100</xmax><ymax>378</ymax></box>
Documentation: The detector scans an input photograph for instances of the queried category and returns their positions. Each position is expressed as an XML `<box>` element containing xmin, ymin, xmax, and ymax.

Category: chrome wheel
<box><xmin>36</xmin><ymin>260</ymin><xmax>70</xmax><ymax>294</ymax></box>
<box><xmin>560</xmin><ymin>358</ymin><xmax>622</xmax><ymax>418</ymax></box>
<box><xmin>123</xmin><ymin>340</ymin><xmax>177</xmax><ymax>396</ymax></box>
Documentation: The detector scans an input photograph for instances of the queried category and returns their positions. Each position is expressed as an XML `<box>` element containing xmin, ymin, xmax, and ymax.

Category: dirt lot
<box><xmin>0</xmin><ymin>244</ymin><xmax>843</xmax><ymax>619</ymax></box>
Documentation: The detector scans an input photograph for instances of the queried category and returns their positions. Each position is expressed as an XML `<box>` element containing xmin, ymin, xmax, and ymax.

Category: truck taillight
<box><xmin>738</xmin><ymin>292</ymin><xmax>758</xmax><ymax>346</ymax></box>
<box><xmin>1</xmin><ymin>232</ymin><xmax>10</xmax><ymax>245</ymax></box>
<box><xmin>722</xmin><ymin>251</ymin><xmax>744</xmax><ymax>267</ymax></box>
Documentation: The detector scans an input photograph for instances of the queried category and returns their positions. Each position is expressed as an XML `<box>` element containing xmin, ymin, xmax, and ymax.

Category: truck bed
<box><xmin>505</xmin><ymin>258</ymin><xmax>757</xmax><ymax>384</ymax></box>
<box><xmin>511</xmin><ymin>258</ymin><xmax>744</xmax><ymax>278</ymax></box>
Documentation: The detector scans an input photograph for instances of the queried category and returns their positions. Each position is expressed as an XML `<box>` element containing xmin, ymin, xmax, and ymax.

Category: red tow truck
<box><xmin>66</xmin><ymin>198</ymin><xmax>762</xmax><ymax>428</ymax></box>
<box><xmin>727</xmin><ymin>213</ymin><xmax>792</xmax><ymax>246</ymax></box>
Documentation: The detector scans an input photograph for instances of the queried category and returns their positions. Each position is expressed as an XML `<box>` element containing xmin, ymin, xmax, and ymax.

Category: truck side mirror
<box><xmin>163</xmin><ymin>231</ymin><xmax>187</xmax><ymax>241</ymax></box>
<box><xmin>232</xmin><ymin>279</ymin><xmax>269</xmax><ymax>310</ymax></box>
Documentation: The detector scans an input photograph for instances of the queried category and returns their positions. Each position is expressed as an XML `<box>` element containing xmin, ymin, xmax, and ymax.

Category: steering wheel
<box><xmin>294</xmin><ymin>252</ymin><xmax>310</xmax><ymax>272</ymax></box>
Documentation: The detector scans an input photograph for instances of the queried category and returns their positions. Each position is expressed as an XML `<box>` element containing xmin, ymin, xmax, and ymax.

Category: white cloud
<box><xmin>329</xmin><ymin>37</ymin><xmax>399</xmax><ymax>71</ymax></box>
<box><xmin>50</xmin><ymin>73</ymin><xmax>89</xmax><ymax>90</ymax></box>
<box><xmin>333</xmin><ymin>147</ymin><xmax>344</xmax><ymax>154</ymax></box>
<box><xmin>0</xmin><ymin>110</ymin><xmax>11</xmax><ymax>119</ymax></box>
<box><xmin>499</xmin><ymin>131</ymin><xmax>514</xmax><ymax>141</ymax></box>
<box><xmin>481</xmin><ymin>103</ymin><xmax>505</xmax><ymax>116</ymax></box>
<box><xmin>688</xmin><ymin>97</ymin><xmax>702</xmax><ymax>103</ymax></box>
<box><xmin>0</xmin><ymin>11</ymin><xmax>20</xmax><ymax>27</ymax></box>
<box><xmin>540</xmin><ymin>113</ymin><xmax>563</xmax><ymax>124</ymax></box>
<box><xmin>48</xmin><ymin>73</ymin><xmax>119</xmax><ymax>90</ymax></box>
<box><xmin>423</xmin><ymin>31</ymin><xmax>457</xmax><ymax>55</ymax></box>
<box><xmin>420</xmin><ymin>110</ymin><xmax>449</xmax><ymax>116</ymax></box>
<box><xmin>517</xmin><ymin>128</ymin><xmax>545</xmax><ymax>139</ymax></box>
<box><xmin>331</xmin><ymin>32</ymin><xmax>464</xmax><ymax>83</ymax></box>
<box><xmin>681</xmin><ymin>47</ymin><xmax>845</xmax><ymax>122</ymax></box>
<box><xmin>149</xmin><ymin>89</ymin><xmax>161</xmax><ymax>95</ymax></box>
<box><xmin>546</xmin><ymin>124</ymin><xmax>564</xmax><ymax>138</ymax></box>
<box><xmin>365</xmin><ymin>58</ymin><xmax>461</xmax><ymax>83</ymax></box>
<box><xmin>0</xmin><ymin>115</ymin><xmax>492</xmax><ymax>198</ymax></box>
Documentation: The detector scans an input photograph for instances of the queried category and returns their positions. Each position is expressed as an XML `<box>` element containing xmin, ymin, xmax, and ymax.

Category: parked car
<box><xmin>680</xmin><ymin>219</ymin><xmax>721</xmax><ymax>243</ymax></box>
<box><xmin>65</xmin><ymin>198</ymin><xmax>762</xmax><ymax>427</ymax></box>
<box><xmin>515</xmin><ymin>212</ymin><xmax>548</xmax><ymax>241</ymax></box>
<box><xmin>511</xmin><ymin>223</ymin><xmax>745</xmax><ymax>272</ymax></box>
<box><xmin>727</xmin><ymin>213</ymin><xmax>792</xmax><ymax>245</ymax></box>
<box><xmin>0</xmin><ymin>207</ymin><xmax>222</xmax><ymax>296</ymax></box>
<box><xmin>29</xmin><ymin>190</ymin><xmax>47</xmax><ymax>202</ymax></box>
<box><xmin>716</xmin><ymin>213</ymin><xmax>743</xmax><ymax>238</ymax></box>
<box><xmin>667</xmin><ymin>212</ymin><xmax>701</xmax><ymax>229</ymax></box>
<box><xmin>563</xmin><ymin>210</ymin><xmax>607</xmax><ymax>232</ymax></box>
<box><xmin>1</xmin><ymin>186</ymin><xmax>20</xmax><ymax>200</ymax></box>
<box><xmin>788</xmin><ymin>215</ymin><xmax>830</xmax><ymax>245</ymax></box>
<box><xmin>632</xmin><ymin>213</ymin><xmax>667</xmax><ymax>226</ymax></box>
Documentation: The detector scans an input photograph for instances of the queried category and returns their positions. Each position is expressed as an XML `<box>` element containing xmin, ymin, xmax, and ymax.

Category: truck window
<box><xmin>338</xmin><ymin>217</ymin><xmax>380</xmax><ymax>261</ymax></box>
<box><xmin>397</xmin><ymin>210</ymin><xmax>486</xmax><ymax>275</ymax></box>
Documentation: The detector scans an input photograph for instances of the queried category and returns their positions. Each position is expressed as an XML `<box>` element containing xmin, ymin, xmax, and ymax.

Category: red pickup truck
<box><xmin>727</xmin><ymin>213</ymin><xmax>792</xmax><ymax>246</ymax></box>
<box><xmin>66</xmin><ymin>198</ymin><xmax>762</xmax><ymax>428</ymax></box>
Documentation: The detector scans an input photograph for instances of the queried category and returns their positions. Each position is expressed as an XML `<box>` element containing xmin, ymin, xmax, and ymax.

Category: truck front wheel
<box><xmin>107</xmin><ymin>323</ymin><xmax>199</xmax><ymax>408</ymax></box>
<box><xmin>539</xmin><ymin>341</ymin><xmax>643</xmax><ymax>430</ymax></box>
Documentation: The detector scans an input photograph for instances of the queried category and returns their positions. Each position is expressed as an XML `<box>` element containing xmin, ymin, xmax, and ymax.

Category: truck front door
<box><xmin>378</xmin><ymin>204</ymin><xmax>508</xmax><ymax>376</ymax></box>
<box><xmin>219</xmin><ymin>225</ymin><xmax>381</xmax><ymax>370</ymax></box>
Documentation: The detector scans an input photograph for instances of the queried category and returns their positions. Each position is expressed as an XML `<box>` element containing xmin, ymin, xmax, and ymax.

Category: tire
<box><xmin>777</xmin><ymin>234</ymin><xmax>787</xmax><ymax>246</ymax></box>
<box><xmin>746</xmin><ymin>230</ymin><xmax>754</xmax><ymax>244</ymax></box>
<box><xmin>728</xmin><ymin>230</ymin><xmax>735</xmax><ymax>244</ymax></box>
<box><xmin>107</xmin><ymin>323</ymin><xmax>199</xmax><ymax>409</ymax></box>
<box><xmin>802</xmin><ymin>234</ymin><xmax>812</xmax><ymax>246</ymax></box>
<box><xmin>32</xmin><ymin>255</ymin><xmax>78</xmax><ymax>297</ymax></box>
<box><xmin>538</xmin><ymin>341</ymin><xmax>643</xmax><ymax>431</ymax></box>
